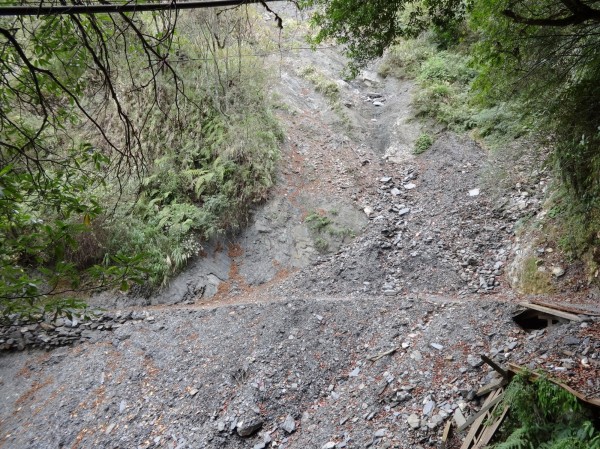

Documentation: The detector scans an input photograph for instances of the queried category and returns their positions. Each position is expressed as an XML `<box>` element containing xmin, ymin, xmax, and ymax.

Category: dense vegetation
<box><xmin>492</xmin><ymin>374</ymin><xmax>600</xmax><ymax>449</ymax></box>
<box><xmin>0</xmin><ymin>6</ymin><xmax>281</xmax><ymax>316</ymax></box>
<box><xmin>304</xmin><ymin>0</ymin><xmax>600</xmax><ymax>283</ymax></box>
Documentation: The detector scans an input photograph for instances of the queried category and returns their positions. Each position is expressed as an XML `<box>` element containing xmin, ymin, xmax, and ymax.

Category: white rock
<box><xmin>407</xmin><ymin>414</ymin><xmax>420</xmax><ymax>429</ymax></box>
<box><xmin>453</xmin><ymin>408</ymin><xmax>466</xmax><ymax>428</ymax></box>
<box><xmin>349</xmin><ymin>367</ymin><xmax>360</xmax><ymax>377</ymax></box>
<box><xmin>404</xmin><ymin>183</ymin><xmax>416</xmax><ymax>190</ymax></box>
<box><xmin>361</xmin><ymin>70</ymin><xmax>380</xmax><ymax>84</ymax></box>
<box><xmin>468</xmin><ymin>188</ymin><xmax>480</xmax><ymax>197</ymax></box>
<box><xmin>411</xmin><ymin>351</ymin><xmax>422</xmax><ymax>362</ymax></box>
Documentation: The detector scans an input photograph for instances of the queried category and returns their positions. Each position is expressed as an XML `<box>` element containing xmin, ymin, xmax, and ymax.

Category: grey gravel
<box><xmin>1</xmin><ymin>5</ymin><xmax>598</xmax><ymax>449</ymax></box>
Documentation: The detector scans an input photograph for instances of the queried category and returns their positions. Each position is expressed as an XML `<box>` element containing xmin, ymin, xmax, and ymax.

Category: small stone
<box><xmin>281</xmin><ymin>414</ymin><xmax>296</xmax><ymax>434</ymax></box>
<box><xmin>407</xmin><ymin>414</ymin><xmax>420</xmax><ymax>429</ymax></box>
<box><xmin>398</xmin><ymin>208</ymin><xmax>411</xmax><ymax>216</ymax></box>
<box><xmin>217</xmin><ymin>422</ymin><xmax>225</xmax><ymax>432</ymax></box>
<box><xmin>467</xmin><ymin>354</ymin><xmax>483</xmax><ymax>368</ymax></box>
<box><xmin>322</xmin><ymin>443</ymin><xmax>336</xmax><ymax>449</ymax></box>
<box><xmin>189</xmin><ymin>388</ymin><xmax>199</xmax><ymax>396</ymax></box>
<box><xmin>411</xmin><ymin>351</ymin><xmax>422</xmax><ymax>362</ymax></box>
<box><xmin>364</xmin><ymin>206</ymin><xmax>374</xmax><ymax>217</ymax></box>
<box><xmin>453</xmin><ymin>409</ymin><xmax>466</xmax><ymax>428</ymax></box>
<box><xmin>395</xmin><ymin>391</ymin><xmax>412</xmax><ymax>403</ymax></box>
<box><xmin>428</xmin><ymin>414</ymin><xmax>444</xmax><ymax>429</ymax></box>
<box><xmin>430</xmin><ymin>343</ymin><xmax>443</xmax><ymax>351</ymax></box>
<box><xmin>564</xmin><ymin>336</ymin><xmax>581</xmax><ymax>346</ymax></box>
<box><xmin>119</xmin><ymin>400</ymin><xmax>126</xmax><ymax>413</ymax></box>
<box><xmin>423</xmin><ymin>400</ymin><xmax>436</xmax><ymax>416</ymax></box>
<box><xmin>404</xmin><ymin>183</ymin><xmax>416</xmax><ymax>190</ymax></box>
<box><xmin>380</xmin><ymin>176</ymin><xmax>392</xmax><ymax>183</ymax></box>
<box><xmin>390</xmin><ymin>188</ymin><xmax>401</xmax><ymax>196</ymax></box>
<box><xmin>237</xmin><ymin>416</ymin><xmax>263</xmax><ymax>437</ymax></box>
<box><xmin>374</xmin><ymin>428</ymin><xmax>386</xmax><ymax>438</ymax></box>
<box><xmin>468</xmin><ymin>188</ymin><xmax>480</xmax><ymax>197</ymax></box>
<box><xmin>551</xmin><ymin>266</ymin><xmax>565</xmax><ymax>277</ymax></box>
<box><xmin>349</xmin><ymin>367</ymin><xmax>361</xmax><ymax>377</ymax></box>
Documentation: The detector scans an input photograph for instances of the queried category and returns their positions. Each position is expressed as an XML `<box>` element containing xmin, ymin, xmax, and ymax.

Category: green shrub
<box><xmin>314</xmin><ymin>237</ymin><xmax>329</xmax><ymax>253</ymax></box>
<box><xmin>305</xmin><ymin>212</ymin><xmax>333</xmax><ymax>231</ymax></box>
<box><xmin>414</xmin><ymin>134</ymin><xmax>434</xmax><ymax>154</ymax></box>
<box><xmin>378</xmin><ymin>36</ymin><xmax>436</xmax><ymax>78</ymax></box>
<box><xmin>417</xmin><ymin>51</ymin><xmax>476</xmax><ymax>84</ymax></box>
<box><xmin>300</xmin><ymin>65</ymin><xmax>340</xmax><ymax>101</ymax></box>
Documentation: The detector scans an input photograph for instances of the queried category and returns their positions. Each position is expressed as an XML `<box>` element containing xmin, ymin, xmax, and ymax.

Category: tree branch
<box><xmin>503</xmin><ymin>1</ymin><xmax>600</xmax><ymax>26</ymax></box>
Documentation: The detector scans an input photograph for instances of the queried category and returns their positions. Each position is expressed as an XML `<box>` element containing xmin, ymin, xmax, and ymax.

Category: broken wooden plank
<box><xmin>518</xmin><ymin>302</ymin><xmax>582</xmax><ymax>322</ymax></box>
<box><xmin>459</xmin><ymin>389</ymin><xmax>505</xmax><ymax>432</ymax></box>
<box><xmin>473</xmin><ymin>405</ymin><xmax>509</xmax><ymax>448</ymax></box>
<box><xmin>507</xmin><ymin>363</ymin><xmax>600</xmax><ymax>408</ymax></box>
<box><xmin>530</xmin><ymin>299</ymin><xmax>600</xmax><ymax>317</ymax></box>
<box><xmin>460</xmin><ymin>389</ymin><xmax>504</xmax><ymax>448</ymax></box>
<box><xmin>476</xmin><ymin>377</ymin><xmax>507</xmax><ymax>397</ymax></box>
<box><xmin>441</xmin><ymin>420</ymin><xmax>452</xmax><ymax>449</ymax></box>
<box><xmin>481</xmin><ymin>354</ymin><xmax>509</xmax><ymax>379</ymax></box>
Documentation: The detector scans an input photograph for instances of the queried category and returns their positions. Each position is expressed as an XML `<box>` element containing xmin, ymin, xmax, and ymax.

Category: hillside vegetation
<box><xmin>0</xmin><ymin>7</ymin><xmax>281</xmax><ymax>315</ymax></box>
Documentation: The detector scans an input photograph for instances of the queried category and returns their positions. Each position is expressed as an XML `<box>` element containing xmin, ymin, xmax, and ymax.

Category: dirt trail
<box><xmin>1</xmin><ymin>6</ymin><xmax>598</xmax><ymax>449</ymax></box>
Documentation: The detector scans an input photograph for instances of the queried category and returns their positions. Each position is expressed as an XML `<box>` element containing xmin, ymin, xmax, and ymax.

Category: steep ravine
<box><xmin>1</xmin><ymin>6</ymin><xmax>599</xmax><ymax>449</ymax></box>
